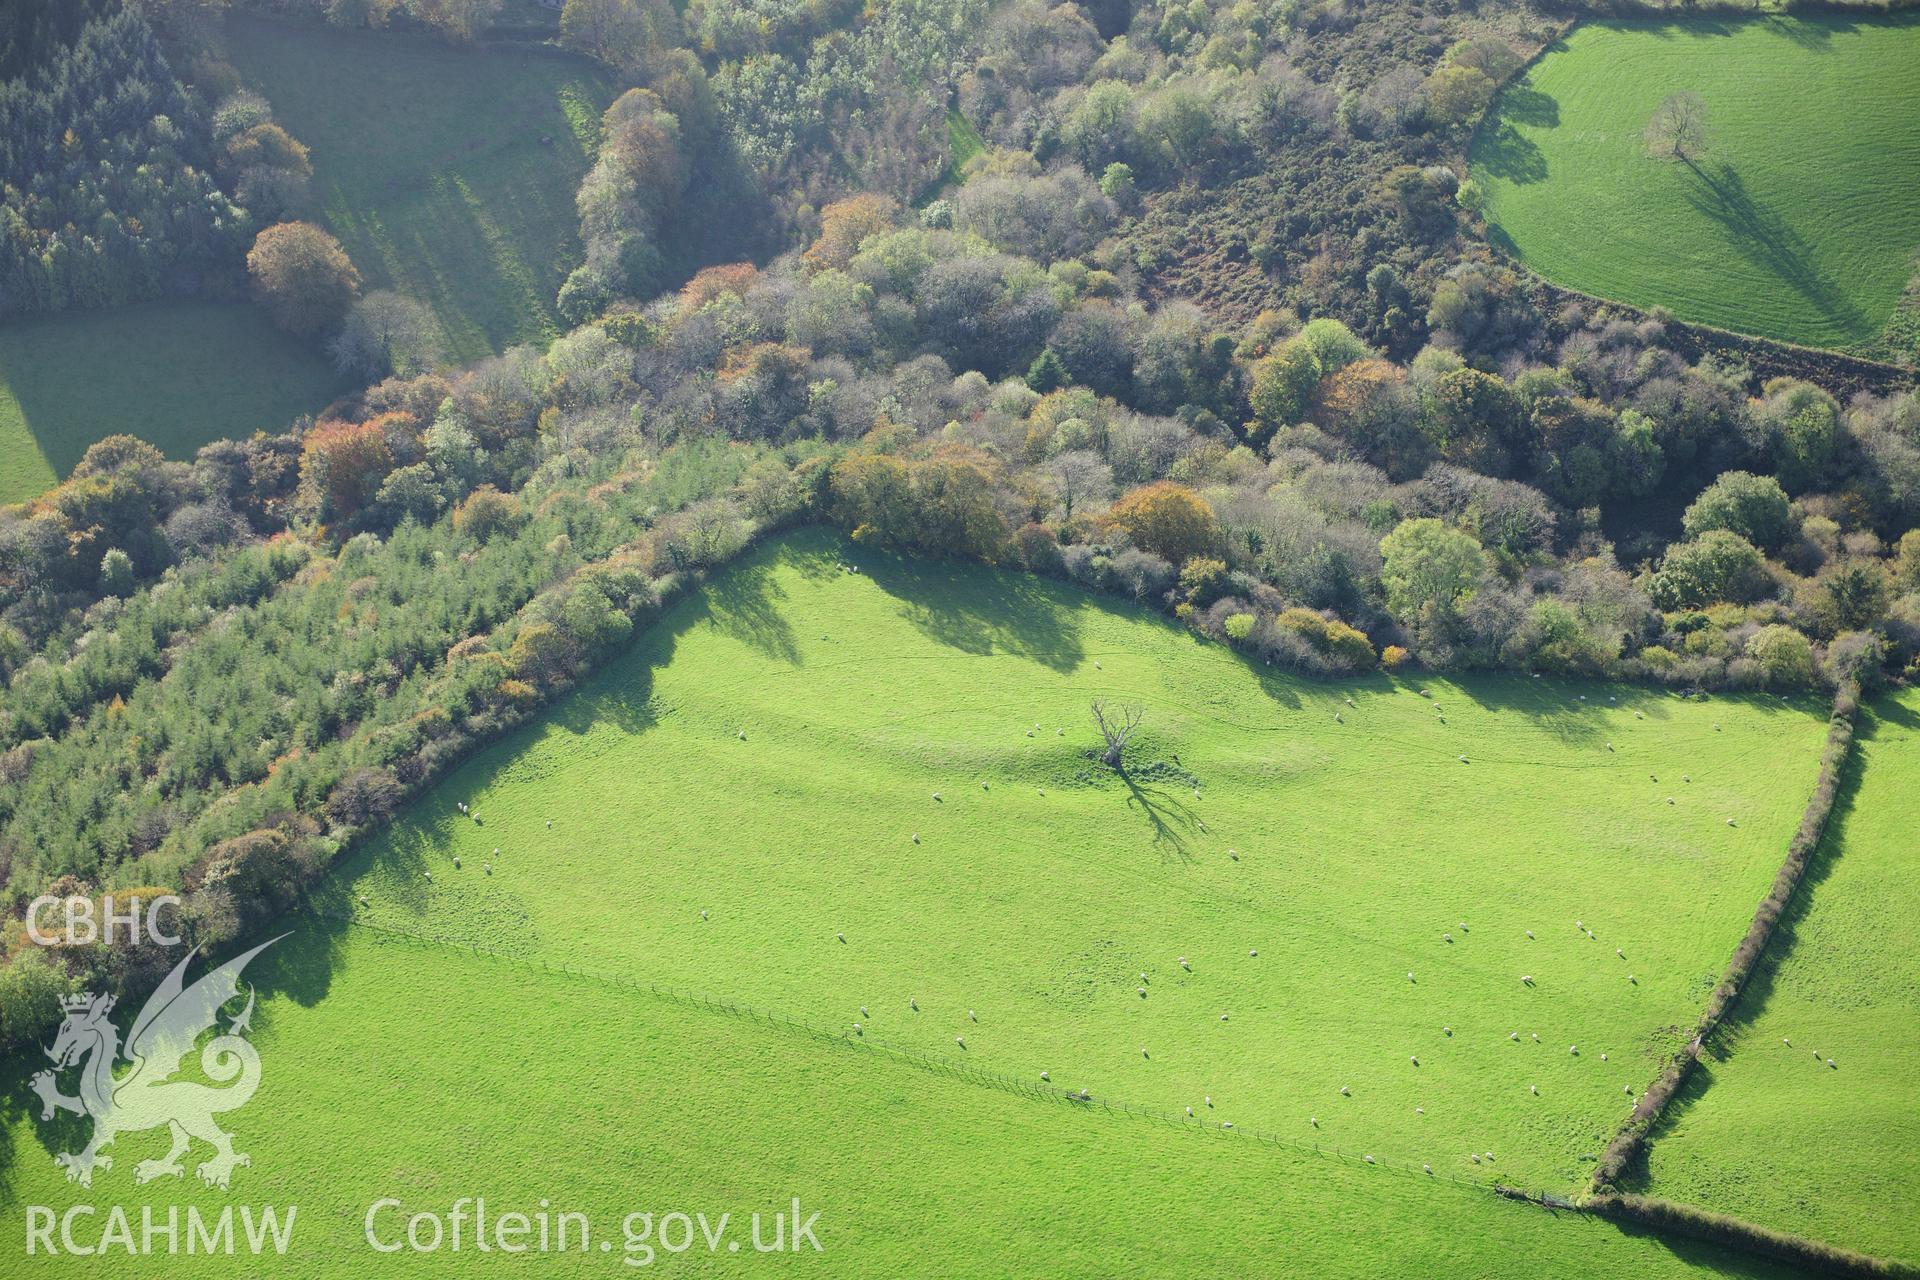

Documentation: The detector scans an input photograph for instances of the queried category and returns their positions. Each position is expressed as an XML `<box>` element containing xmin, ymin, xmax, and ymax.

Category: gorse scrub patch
<box><xmin>1472</xmin><ymin>16</ymin><xmax>1920</xmax><ymax>351</ymax></box>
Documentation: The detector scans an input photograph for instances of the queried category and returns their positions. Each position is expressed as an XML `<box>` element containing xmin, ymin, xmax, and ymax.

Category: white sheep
<box><xmin>1416</xmin><ymin>1106</ymin><xmax>1425</xmax><ymax>1115</ymax></box>
<box><xmin>1205</xmin><ymin>1096</ymin><xmax>1213</xmax><ymax>1107</ymax></box>
<box><xmin>1530</xmin><ymin>1085</ymin><xmax>1539</xmax><ymax>1095</ymax></box>
<box><xmin>1229</xmin><ymin>850</ymin><xmax>1239</xmax><ymax>861</ymax></box>
<box><xmin>737</xmin><ymin>730</ymin><xmax>746</xmax><ymax>740</ymax></box>
<box><xmin>1040</xmin><ymin>1070</ymin><xmax>1050</xmax><ymax>1081</ymax></box>
<box><xmin>1827</xmin><ymin>1059</ymin><xmax>1837</xmax><ymax>1069</ymax></box>
<box><xmin>956</xmin><ymin>1036</ymin><xmax>966</xmax><ymax>1048</ymax></box>
<box><xmin>1141</xmin><ymin>1047</ymin><xmax>1149</xmax><ymax>1058</ymax></box>
<box><xmin>1364</xmin><ymin>1154</ymin><xmax>1375</xmax><ymax>1164</ymax></box>
<box><xmin>1222</xmin><ymin>1122</ymin><xmax>1234</xmax><ymax>1130</ymax></box>
<box><xmin>852</xmin><ymin>1023</ymin><xmax>862</xmax><ymax>1034</ymax></box>
<box><xmin>912</xmin><ymin>833</ymin><xmax>920</xmax><ymax>844</ymax></box>
<box><xmin>1309</xmin><ymin>1116</ymin><xmax>1317</xmax><ymax>1126</ymax></box>
<box><xmin>484</xmin><ymin>864</ymin><xmax>492</xmax><ymax>876</ymax></box>
<box><xmin>1510</xmin><ymin>1032</ymin><xmax>1520</xmax><ymax>1041</ymax></box>
<box><xmin>1601</xmin><ymin>1053</ymin><xmax>1608</xmax><ymax>1061</ymax></box>
<box><xmin>423</xmin><ymin>870</ymin><xmax>432</xmax><ymax>882</ymax></box>
<box><xmin>1423</xmin><ymin>1163</ymin><xmax>1433</xmax><ymax>1174</ymax></box>
<box><xmin>699</xmin><ymin>909</ymin><xmax>707</xmax><ymax>919</ymax></box>
<box><xmin>860</xmin><ymin>1006</ymin><xmax>869</xmax><ymax>1018</ymax></box>
<box><xmin>1444</xmin><ymin>932</ymin><xmax>1453</xmax><ymax>943</ymax></box>
<box><xmin>932</xmin><ymin>792</ymin><xmax>942</xmax><ymax>802</ymax></box>
<box><xmin>1521</xmin><ymin>975</ymin><xmax>1535</xmax><ymax>986</ymax></box>
<box><xmin>1220</xmin><ymin>1013</ymin><xmax>1230</xmax><ymax>1021</ymax></box>
<box><xmin>1782</xmin><ymin>1037</ymin><xmax>1791</xmax><ymax>1047</ymax></box>
<box><xmin>1570</xmin><ymin>1045</ymin><xmax>1578</xmax><ymax>1055</ymax></box>
<box><xmin>1458</xmin><ymin>755</ymin><xmax>1469</xmax><ymax>763</ymax></box>
<box><xmin>1094</xmin><ymin>660</ymin><xmax>1102</xmax><ymax>669</ymax></box>
<box><xmin>1616</xmin><ymin>948</ymin><xmax>1625</xmax><ymax>958</ymax></box>
<box><xmin>1186</xmin><ymin>1106</ymin><xmax>1194</xmax><ymax>1116</ymax></box>
<box><xmin>1411</xmin><ymin>1055</ymin><xmax>1419</xmax><ymax>1066</ymax></box>
<box><xmin>453</xmin><ymin>856</ymin><xmax>461</xmax><ymax>869</ymax></box>
<box><xmin>1138</xmin><ymin>987</ymin><xmax>1147</xmax><ymax>998</ymax></box>
<box><xmin>1628</xmin><ymin>974</ymin><xmax>1637</xmax><ymax>984</ymax></box>
<box><xmin>909</xmin><ymin>997</ymin><xmax>918</xmax><ymax>1010</ymax></box>
<box><xmin>1408</xmin><ymin>971</ymin><xmax>1416</xmax><ymax>983</ymax></box>
<box><xmin>1531</xmin><ymin>1032</ymin><xmax>1540</xmax><ymax>1042</ymax></box>
<box><xmin>1340</xmin><ymin>1086</ymin><xmax>1350</xmax><ymax>1096</ymax></box>
<box><xmin>836</xmin><ymin>931</ymin><xmax>846</xmax><ymax>943</ymax></box>
<box><xmin>1443</xmin><ymin>1026</ymin><xmax>1452</xmax><ymax>1036</ymax></box>
<box><xmin>1623</xmin><ymin>1085</ymin><xmax>1633</xmax><ymax>1095</ymax></box>
<box><xmin>1526</xmin><ymin>929</ymin><xmax>1535</xmax><ymax>939</ymax></box>
<box><xmin>1178</xmin><ymin>956</ymin><xmax>1190</xmax><ymax>970</ymax></box>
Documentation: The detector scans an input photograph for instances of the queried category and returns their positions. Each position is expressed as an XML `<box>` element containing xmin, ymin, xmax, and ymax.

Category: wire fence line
<box><xmin>299</xmin><ymin>902</ymin><xmax>1537</xmax><ymax>1197</ymax></box>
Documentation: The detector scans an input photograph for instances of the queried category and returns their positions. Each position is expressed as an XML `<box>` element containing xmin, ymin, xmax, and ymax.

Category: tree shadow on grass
<box><xmin>1680</xmin><ymin>159</ymin><xmax>1867</xmax><ymax>338</ymax></box>
<box><xmin>854</xmin><ymin>548</ymin><xmax>1085</xmax><ymax>673</ymax></box>
<box><xmin>1501</xmin><ymin>84</ymin><xmax>1560</xmax><ymax>129</ymax></box>
<box><xmin>1474</xmin><ymin>120</ymin><xmax>1548</xmax><ymax>185</ymax></box>
<box><xmin>696</xmin><ymin>555</ymin><xmax>803</xmax><ymax>665</ymax></box>
<box><xmin>1119</xmin><ymin>771</ymin><xmax>1200</xmax><ymax>862</ymax></box>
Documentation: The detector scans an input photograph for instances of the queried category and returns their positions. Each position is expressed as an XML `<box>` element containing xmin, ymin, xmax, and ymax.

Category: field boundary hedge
<box><xmin>1587</xmin><ymin>1193</ymin><xmax>1920</xmax><ymax>1279</ymax></box>
<box><xmin>1590</xmin><ymin>680</ymin><xmax>1857</xmax><ymax>1191</ymax></box>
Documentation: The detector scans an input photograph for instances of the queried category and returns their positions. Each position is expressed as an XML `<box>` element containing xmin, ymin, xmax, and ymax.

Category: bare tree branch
<box><xmin>1090</xmin><ymin>698</ymin><xmax>1145</xmax><ymax>769</ymax></box>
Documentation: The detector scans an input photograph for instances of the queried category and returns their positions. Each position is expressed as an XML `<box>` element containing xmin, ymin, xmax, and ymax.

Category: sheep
<box><xmin>1459</xmin><ymin>922</ymin><xmax>1468</xmax><ymax>932</ymax></box>
<box><xmin>1526</xmin><ymin>930</ymin><xmax>1535</xmax><ymax>939</ymax></box>
<box><xmin>484</xmin><ymin>864</ymin><xmax>493</xmax><ymax>876</ymax></box>
<box><xmin>1094</xmin><ymin>661</ymin><xmax>1102</xmax><ymax>669</ymax></box>
<box><xmin>1248</xmin><ymin>948</ymin><xmax>1259</xmax><ymax>957</ymax></box>
<box><xmin>1138</xmin><ymin>987</ymin><xmax>1148</xmax><ymax>998</ymax></box>
<box><xmin>1222</xmin><ymin>1122</ymin><xmax>1235</xmax><ymax>1130</ymax></box>
<box><xmin>933</xmin><ymin>792</ymin><xmax>942</xmax><ymax>802</ymax></box>
<box><xmin>423</xmin><ymin>870</ymin><xmax>432</xmax><ymax>882</ymax></box>
<box><xmin>912</xmin><ymin>833</ymin><xmax>920</xmax><ymax>844</ymax></box>
<box><xmin>1570</xmin><ymin>1045</ymin><xmax>1578</xmax><ymax>1055</ymax></box>
<box><xmin>1628</xmin><ymin>974</ymin><xmax>1637</xmax><ymax>984</ymax></box>
<box><xmin>699</xmin><ymin>909</ymin><xmax>707</xmax><ymax>919</ymax></box>
<box><xmin>1600</xmin><ymin>1053</ymin><xmax>1608</xmax><ymax>1061</ymax></box>
<box><xmin>836</xmin><ymin>931</ymin><xmax>846</xmax><ymax>943</ymax></box>
<box><xmin>1025</xmin><ymin>730</ymin><xmax>1034</xmax><ymax>738</ymax></box>
<box><xmin>1364</xmin><ymin>1154</ymin><xmax>1375</xmax><ymax>1164</ymax></box>
<box><xmin>1443</xmin><ymin>1026</ymin><xmax>1452</xmax><ymax>1036</ymax></box>
<box><xmin>1531</xmin><ymin>1032</ymin><xmax>1540</xmax><ymax>1043</ymax></box>
<box><xmin>1458</xmin><ymin>755</ymin><xmax>1469</xmax><ymax>763</ymax></box>
<box><xmin>1576</xmin><ymin>919</ymin><xmax>1586</xmax><ymax>930</ymax></box>
<box><xmin>1229</xmin><ymin>850</ymin><xmax>1239</xmax><ymax>861</ymax></box>
<box><xmin>860</xmin><ymin>1007</ymin><xmax>869</xmax><ymax>1018</ymax></box>
<box><xmin>1141</xmin><ymin>1047</ymin><xmax>1149</xmax><ymax>1058</ymax></box>
<box><xmin>1667</xmin><ymin>798</ymin><xmax>1675</xmax><ymax>805</ymax></box>
<box><xmin>1140</xmin><ymin>971</ymin><xmax>1148</xmax><ymax>982</ymax></box>
<box><xmin>909</xmin><ymin>997</ymin><xmax>918</xmax><ymax>1011</ymax></box>
<box><xmin>1444</xmin><ymin>932</ymin><xmax>1453</xmax><ymax>943</ymax></box>
<box><xmin>1623</xmin><ymin>1085</ymin><xmax>1633</xmax><ymax>1095</ymax></box>
<box><xmin>1335</xmin><ymin>713</ymin><xmax>1343</xmax><ymax>724</ymax></box>
<box><xmin>1220</xmin><ymin>1013</ymin><xmax>1230</xmax><ymax>1021</ymax></box>
<box><xmin>1520</xmin><ymin>975</ymin><xmax>1535</xmax><ymax>986</ymax></box>
<box><xmin>956</xmin><ymin>1036</ymin><xmax>966</xmax><ymax>1048</ymax></box>
<box><xmin>1782</xmin><ymin>1037</ymin><xmax>1791</xmax><ymax>1047</ymax></box>
<box><xmin>1470</xmin><ymin>1155</ymin><xmax>1481</xmax><ymax>1165</ymax></box>
<box><xmin>852</xmin><ymin>1023</ymin><xmax>862</xmax><ymax>1035</ymax></box>
<box><xmin>1205</xmin><ymin>1096</ymin><xmax>1213</xmax><ymax>1108</ymax></box>
<box><xmin>1726</xmin><ymin>818</ymin><xmax>1737</xmax><ymax>827</ymax></box>
<box><xmin>1416</xmin><ymin>1106</ymin><xmax>1426</xmax><ymax>1115</ymax></box>
<box><xmin>1339</xmin><ymin>1086</ymin><xmax>1351</xmax><ymax>1096</ymax></box>
<box><xmin>1056</xmin><ymin>728</ymin><xmax>1065</xmax><ymax>736</ymax></box>
<box><xmin>1423</xmin><ymin>1164</ymin><xmax>1433</xmax><ymax>1175</ymax></box>
<box><xmin>453</xmin><ymin>856</ymin><xmax>461</xmax><ymax>870</ymax></box>
<box><xmin>1410</xmin><ymin>1055</ymin><xmax>1420</xmax><ymax>1066</ymax></box>
<box><xmin>1484</xmin><ymin>1152</ymin><xmax>1494</xmax><ymax>1162</ymax></box>
<box><xmin>1408</xmin><ymin>971</ymin><xmax>1417</xmax><ymax>983</ymax></box>
<box><xmin>982</xmin><ymin>782</ymin><xmax>989</xmax><ymax>790</ymax></box>
<box><xmin>1178</xmin><ymin>956</ymin><xmax>1190</xmax><ymax>970</ymax></box>
<box><xmin>1650</xmin><ymin>773</ymin><xmax>1658</xmax><ymax>782</ymax></box>
<box><xmin>1607</xmin><ymin>742</ymin><xmax>1615</xmax><ymax>751</ymax></box>
<box><xmin>546</xmin><ymin>820</ymin><xmax>552</xmax><ymax>829</ymax></box>
<box><xmin>1510</xmin><ymin>1032</ymin><xmax>1520</xmax><ymax>1041</ymax></box>
<box><xmin>737</xmin><ymin>730</ymin><xmax>746</xmax><ymax>741</ymax></box>
<box><xmin>1040</xmin><ymin>1071</ymin><xmax>1049</xmax><ymax>1081</ymax></box>
<box><xmin>1186</xmin><ymin>1106</ymin><xmax>1195</xmax><ymax>1117</ymax></box>
<box><xmin>1683</xmin><ymin>775</ymin><xmax>1691</xmax><ymax>784</ymax></box>
<box><xmin>1616</xmin><ymin>948</ymin><xmax>1625</xmax><ymax>958</ymax></box>
<box><xmin>1827</xmin><ymin>1059</ymin><xmax>1837</xmax><ymax>1069</ymax></box>
<box><xmin>1308</xmin><ymin>1116</ymin><xmax>1317</xmax><ymax>1126</ymax></box>
<box><xmin>1038</xmin><ymin>788</ymin><xmax>1045</xmax><ymax>796</ymax></box>
<box><xmin>357</xmin><ymin>894</ymin><xmax>370</xmax><ymax>906</ymax></box>
<box><xmin>1530</xmin><ymin>1085</ymin><xmax>1539</xmax><ymax>1095</ymax></box>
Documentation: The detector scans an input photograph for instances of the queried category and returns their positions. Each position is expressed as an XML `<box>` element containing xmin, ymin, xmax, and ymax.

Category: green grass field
<box><xmin>0</xmin><ymin>302</ymin><xmax>344</xmax><ymax>505</ymax></box>
<box><xmin>1634</xmin><ymin>689</ymin><xmax>1920</xmax><ymax>1264</ymax></box>
<box><xmin>222</xmin><ymin>15</ymin><xmax>613</xmax><ymax>363</ymax></box>
<box><xmin>0</xmin><ymin>531</ymin><xmax>1837</xmax><ymax>1272</ymax></box>
<box><xmin>1471</xmin><ymin>15</ymin><xmax>1920</xmax><ymax>351</ymax></box>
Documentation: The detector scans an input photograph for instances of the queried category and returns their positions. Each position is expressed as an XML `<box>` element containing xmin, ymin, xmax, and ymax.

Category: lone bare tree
<box><xmin>1090</xmin><ymin>699</ymin><xmax>1145</xmax><ymax>770</ymax></box>
<box><xmin>1644</xmin><ymin>91</ymin><xmax>1709</xmax><ymax>164</ymax></box>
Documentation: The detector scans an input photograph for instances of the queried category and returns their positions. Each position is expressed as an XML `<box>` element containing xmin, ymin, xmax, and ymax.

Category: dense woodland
<box><xmin>0</xmin><ymin>3</ymin><xmax>252</xmax><ymax>317</ymax></box>
<box><xmin>2</xmin><ymin>0</ymin><xmax>1918</xmax><ymax>1040</ymax></box>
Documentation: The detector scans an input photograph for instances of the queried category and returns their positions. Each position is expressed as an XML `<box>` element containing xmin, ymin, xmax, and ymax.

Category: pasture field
<box><xmin>316</xmin><ymin>529</ymin><xmax>1828</xmax><ymax>1194</ymax></box>
<box><xmin>1635</xmin><ymin>689</ymin><xmax>1920</xmax><ymax>1264</ymax></box>
<box><xmin>1</xmin><ymin>926</ymin><xmax>1805</xmax><ymax>1278</ymax></box>
<box><xmin>220</xmin><ymin>15</ymin><xmax>613</xmax><ymax>363</ymax></box>
<box><xmin>0</xmin><ymin>532</ymin><xmax>1834</xmax><ymax>1272</ymax></box>
<box><xmin>0</xmin><ymin>302</ymin><xmax>344</xmax><ymax>505</ymax></box>
<box><xmin>1471</xmin><ymin>15</ymin><xmax>1920</xmax><ymax>351</ymax></box>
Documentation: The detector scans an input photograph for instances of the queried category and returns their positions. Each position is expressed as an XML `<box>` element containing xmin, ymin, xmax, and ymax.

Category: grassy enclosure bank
<box><xmin>221</xmin><ymin>15</ymin><xmax>614</xmax><ymax>363</ymax></box>
<box><xmin>1634</xmin><ymin>689</ymin><xmax>1920</xmax><ymax>1265</ymax></box>
<box><xmin>1472</xmin><ymin>15</ymin><xmax>1920</xmax><ymax>351</ymax></box>
<box><xmin>0</xmin><ymin>302</ymin><xmax>344</xmax><ymax>505</ymax></box>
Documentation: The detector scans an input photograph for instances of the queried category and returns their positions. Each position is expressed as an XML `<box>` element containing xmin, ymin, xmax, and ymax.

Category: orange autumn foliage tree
<box><xmin>1106</xmin><ymin>481</ymin><xmax>1217</xmax><ymax>564</ymax></box>
<box><xmin>803</xmin><ymin>194</ymin><xmax>899</xmax><ymax>273</ymax></box>
<box><xmin>299</xmin><ymin>418</ymin><xmax>394</xmax><ymax>522</ymax></box>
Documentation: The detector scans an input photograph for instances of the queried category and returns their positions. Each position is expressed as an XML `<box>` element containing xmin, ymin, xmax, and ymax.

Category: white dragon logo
<box><xmin>30</xmin><ymin>936</ymin><xmax>282</xmax><ymax>1190</ymax></box>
